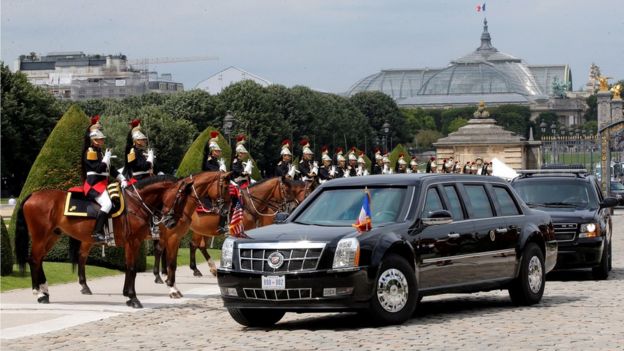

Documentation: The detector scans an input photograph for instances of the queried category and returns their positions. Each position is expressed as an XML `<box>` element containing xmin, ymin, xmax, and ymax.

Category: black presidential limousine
<box><xmin>217</xmin><ymin>174</ymin><xmax>557</xmax><ymax>326</ymax></box>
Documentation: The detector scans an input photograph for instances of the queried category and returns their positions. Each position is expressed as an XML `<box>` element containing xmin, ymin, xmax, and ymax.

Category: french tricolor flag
<box><xmin>352</xmin><ymin>188</ymin><xmax>372</xmax><ymax>233</ymax></box>
<box><xmin>476</xmin><ymin>3</ymin><xmax>486</xmax><ymax>12</ymax></box>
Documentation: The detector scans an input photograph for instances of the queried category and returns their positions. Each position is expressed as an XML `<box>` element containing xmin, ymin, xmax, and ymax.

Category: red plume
<box><xmin>130</xmin><ymin>118</ymin><xmax>141</xmax><ymax>128</ymax></box>
<box><xmin>399</xmin><ymin>153</ymin><xmax>404</xmax><ymax>158</ymax></box>
<box><xmin>430</xmin><ymin>157</ymin><xmax>436</xmax><ymax>161</ymax></box>
<box><xmin>374</xmin><ymin>147</ymin><xmax>380</xmax><ymax>153</ymax></box>
<box><xmin>236</xmin><ymin>134</ymin><xmax>246</xmax><ymax>142</ymax></box>
<box><xmin>321</xmin><ymin>145</ymin><xmax>329</xmax><ymax>153</ymax></box>
<box><xmin>282</xmin><ymin>139</ymin><xmax>291</xmax><ymax>147</ymax></box>
<box><xmin>350</xmin><ymin>147</ymin><xmax>356</xmax><ymax>152</ymax></box>
<box><xmin>299</xmin><ymin>138</ymin><xmax>309</xmax><ymax>146</ymax></box>
<box><xmin>335</xmin><ymin>147</ymin><xmax>343</xmax><ymax>153</ymax></box>
<box><xmin>90</xmin><ymin>115</ymin><xmax>100</xmax><ymax>125</ymax></box>
<box><xmin>210</xmin><ymin>131</ymin><xmax>219</xmax><ymax>139</ymax></box>
<box><xmin>359</xmin><ymin>151</ymin><xmax>365</xmax><ymax>156</ymax></box>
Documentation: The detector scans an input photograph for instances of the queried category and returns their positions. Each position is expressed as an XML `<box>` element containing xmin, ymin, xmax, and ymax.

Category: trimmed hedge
<box><xmin>1</xmin><ymin>218</ymin><xmax>13</xmax><ymax>276</ymax></box>
<box><xmin>176</xmin><ymin>127</ymin><xmax>231</xmax><ymax>177</ymax></box>
<box><xmin>9</xmin><ymin>105</ymin><xmax>145</xmax><ymax>271</ymax></box>
<box><xmin>389</xmin><ymin>144</ymin><xmax>410</xmax><ymax>170</ymax></box>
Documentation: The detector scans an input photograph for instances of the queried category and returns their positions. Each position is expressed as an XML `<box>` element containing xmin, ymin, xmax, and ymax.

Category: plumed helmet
<box><xmin>398</xmin><ymin>154</ymin><xmax>407</xmax><ymax>165</ymax></box>
<box><xmin>410</xmin><ymin>157</ymin><xmax>418</xmax><ymax>167</ymax></box>
<box><xmin>430</xmin><ymin>157</ymin><xmax>437</xmax><ymax>168</ymax></box>
<box><xmin>321</xmin><ymin>146</ymin><xmax>331</xmax><ymax>161</ymax></box>
<box><xmin>374</xmin><ymin>147</ymin><xmax>383</xmax><ymax>161</ymax></box>
<box><xmin>280</xmin><ymin>139</ymin><xmax>292</xmax><ymax>156</ymax></box>
<box><xmin>89</xmin><ymin>128</ymin><xmax>106</xmax><ymax>139</ymax></box>
<box><xmin>132</xmin><ymin>126</ymin><xmax>147</xmax><ymax>141</ymax></box>
<box><xmin>236</xmin><ymin>134</ymin><xmax>248</xmax><ymax>154</ymax></box>
<box><xmin>130</xmin><ymin>118</ymin><xmax>141</xmax><ymax>128</ymax></box>
<box><xmin>300</xmin><ymin>139</ymin><xmax>313</xmax><ymax>155</ymax></box>
<box><xmin>382</xmin><ymin>153</ymin><xmax>390</xmax><ymax>163</ymax></box>
<box><xmin>209</xmin><ymin>131</ymin><xmax>221</xmax><ymax>151</ymax></box>
<box><xmin>357</xmin><ymin>151</ymin><xmax>366</xmax><ymax>164</ymax></box>
<box><xmin>348</xmin><ymin>147</ymin><xmax>357</xmax><ymax>161</ymax></box>
<box><xmin>336</xmin><ymin>147</ymin><xmax>345</xmax><ymax>162</ymax></box>
<box><xmin>90</xmin><ymin>115</ymin><xmax>102</xmax><ymax>130</ymax></box>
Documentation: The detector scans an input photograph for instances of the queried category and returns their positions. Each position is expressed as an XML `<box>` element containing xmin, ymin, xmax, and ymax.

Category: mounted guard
<box><xmin>123</xmin><ymin>120</ymin><xmax>154</xmax><ymax>185</ymax></box>
<box><xmin>396</xmin><ymin>154</ymin><xmax>408</xmax><ymax>174</ymax></box>
<box><xmin>382</xmin><ymin>153</ymin><xmax>393</xmax><ymax>174</ymax></box>
<box><xmin>298</xmin><ymin>139</ymin><xmax>317</xmax><ymax>182</ymax></box>
<box><xmin>318</xmin><ymin>146</ymin><xmax>336</xmax><ymax>183</ymax></box>
<box><xmin>356</xmin><ymin>152</ymin><xmax>369</xmax><ymax>176</ymax></box>
<box><xmin>275</xmin><ymin>139</ymin><xmax>295</xmax><ymax>179</ymax></box>
<box><xmin>346</xmin><ymin>148</ymin><xmax>358</xmax><ymax>177</ymax></box>
<box><xmin>372</xmin><ymin>148</ymin><xmax>383</xmax><ymax>175</ymax></box>
<box><xmin>203</xmin><ymin>131</ymin><xmax>227</xmax><ymax>172</ymax></box>
<box><xmin>335</xmin><ymin>147</ymin><xmax>347</xmax><ymax>178</ymax></box>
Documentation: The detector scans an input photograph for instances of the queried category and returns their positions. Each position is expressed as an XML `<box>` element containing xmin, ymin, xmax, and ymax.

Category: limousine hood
<box><xmin>533</xmin><ymin>207</ymin><xmax>597</xmax><ymax>223</ymax></box>
<box><xmin>242</xmin><ymin>223</ymin><xmax>359</xmax><ymax>242</ymax></box>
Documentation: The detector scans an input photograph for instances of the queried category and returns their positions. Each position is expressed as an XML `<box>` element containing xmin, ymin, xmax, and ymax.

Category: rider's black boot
<box><xmin>92</xmin><ymin>211</ymin><xmax>108</xmax><ymax>243</ymax></box>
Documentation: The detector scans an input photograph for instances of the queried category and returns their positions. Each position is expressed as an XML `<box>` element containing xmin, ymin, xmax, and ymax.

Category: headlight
<box><xmin>332</xmin><ymin>238</ymin><xmax>360</xmax><ymax>269</ymax></box>
<box><xmin>221</xmin><ymin>237</ymin><xmax>235</xmax><ymax>269</ymax></box>
<box><xmin>579</xmin><ymin>223</ymin><xmax>600</xmax><ymax>238</ymax></box>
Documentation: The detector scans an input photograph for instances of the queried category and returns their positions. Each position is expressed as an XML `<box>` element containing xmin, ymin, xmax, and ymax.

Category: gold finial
<box><xmin>473</xmin><ymin>101</ymin><xmax>489</xmax><ymax>118</ymax></box>
<box><xmin>597</xmin><ymin>75</ymin><xmax>611</xmax><ymax>92</ymax></box>
<box><xmin>610</xmin><ymin>84</ymin><xmax>622</xmax><ymax>100</ymax></box>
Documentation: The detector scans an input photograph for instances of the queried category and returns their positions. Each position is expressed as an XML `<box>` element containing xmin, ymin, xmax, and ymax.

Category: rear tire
<box><xmin>367</xmin><ymin>254</ymin><xmax>417</xmax><ymax>325</ymax></box>
<box><xmin>592</xmin><ymin>241</ymin><xmax>610</xmax><ymax>280</ymax></box>
<box><xmin>227</xmin><ymin>308</ymin><xmax>285</xmax><ymax>327</ymax></box>
<box><xmin>509</xmin><ymin>243</ymin><xmax>545</xmax><ymax>306</ymax></box>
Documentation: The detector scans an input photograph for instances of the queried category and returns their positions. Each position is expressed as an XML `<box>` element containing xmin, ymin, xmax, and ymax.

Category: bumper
<box><xmin>555</xmin><ymin>237</ymin><xmax>605</xmax><ymax>269</ymax></box>
<box><xmin>545</xmin><ymin>240</ymin><xmax>558</xmax><ymax>273</ymax></box>
<box><xmin>217</xmin><ymin>267</ymin><xmax>374</xmax><ymax>311</ymax></box>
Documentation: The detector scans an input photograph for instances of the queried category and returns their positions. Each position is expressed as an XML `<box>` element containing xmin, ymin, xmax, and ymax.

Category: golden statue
<box><xmin>473</xmin><ymin>101</ymin><xmax>490</xmax><ymax>118</ymax></box>
<box><xmin>597</xmin><ymin>76</ymin><xmax>611</xmax><ymax>92</ymax></box>
<box><xmin>611</xmin><ymin>84</ymin><xmax>622</xmax><ymax>100</ymax></box>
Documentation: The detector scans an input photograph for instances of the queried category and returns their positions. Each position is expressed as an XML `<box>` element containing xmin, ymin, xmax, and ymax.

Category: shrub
<box><xmin>1</xmin><ymin>218</ymin><xmax>13</xmax><ymax>276</ymax></box>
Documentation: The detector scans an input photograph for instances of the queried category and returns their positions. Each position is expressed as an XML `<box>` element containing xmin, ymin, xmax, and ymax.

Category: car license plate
<box><xmin>262</xmin><ymin>275</ymin><xmax>285</xmax><ymax>290</ymax></box>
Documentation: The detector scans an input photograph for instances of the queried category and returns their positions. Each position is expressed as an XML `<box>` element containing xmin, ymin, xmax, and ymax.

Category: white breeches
<box><xmin>96</xmin><ymin>191</ymin><xmax>112</xmax><ymax>213</ymax></box>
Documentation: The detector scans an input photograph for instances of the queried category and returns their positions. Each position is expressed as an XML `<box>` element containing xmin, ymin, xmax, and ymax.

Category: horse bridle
<box><xmin>125</xmin><ymin>178</ymin><xmax>190</xmax><ymax>226</ymax></box>
<box><xmin>244</xmin><ymin>178</ymin><xmax>296</xmax><ymax>217</ymax></box>
<box><xmin>188</xmin><ymin>173</ymin><xmax>229</xmax><ymax>220</ymax></box>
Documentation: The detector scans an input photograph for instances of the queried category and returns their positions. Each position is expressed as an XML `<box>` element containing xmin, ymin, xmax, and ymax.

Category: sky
<box><xmin>1</xmin><ymin>0</ymin><xmax>623</xmax><ymax>93</ymax></box>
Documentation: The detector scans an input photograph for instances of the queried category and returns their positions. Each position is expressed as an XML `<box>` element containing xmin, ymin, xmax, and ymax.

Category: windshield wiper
<box><xmin>542</xmin><ymin>202</ymin><xmax>577</xmax><ymax>208</ymax></box>
<box><xmin>525</xmin><ymin>202</ymin><xmax>544</xmax><ymax>208</ymax></box>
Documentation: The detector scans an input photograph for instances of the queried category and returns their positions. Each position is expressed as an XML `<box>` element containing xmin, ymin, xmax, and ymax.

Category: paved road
<box><xmin>2</xmin><ymin>211</ymin><xmax>624</xmax><ymax>350</ymax></box>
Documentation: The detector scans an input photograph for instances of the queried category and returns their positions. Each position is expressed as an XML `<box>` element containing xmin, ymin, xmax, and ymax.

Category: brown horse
<box><xmin>144</xmin><ymin>171</ymin><xmax>232</xmax><ymax>296</ymax></box>
<box><xmin>186</xmin><ymin>177</ymin><xmax>308</xmax><ymax>277</ymax></box>
<box><xmin>14</xmin><ymin>175</ymin><xmax>195</xmax><ymax>308</ymax></box>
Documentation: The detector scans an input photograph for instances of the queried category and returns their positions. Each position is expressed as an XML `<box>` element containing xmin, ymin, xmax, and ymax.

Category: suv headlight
<box><xmin>579</xmin><ymin>223</ymin><xmax>600</xmax><ymax>238</ymax></box>
<box><xmin>221</xmin><ymin>237</ymin><xmax>235</xmax><ymax>269</ymax></box>
<box><xmin>332</xmin><ymin>238</ymin><xmax>360</xmax><ymax>269</ymax></box>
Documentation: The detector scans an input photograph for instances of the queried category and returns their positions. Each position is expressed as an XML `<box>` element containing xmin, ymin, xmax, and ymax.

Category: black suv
<box><xmin>218</xmin><ymin>174</ymin><xmax>557</xmax><ymax>326</ymax></box>
<box><xmin>510</xmin><ymin>169</ymin><xmax>619</xmax><ymax>279</ymax></box>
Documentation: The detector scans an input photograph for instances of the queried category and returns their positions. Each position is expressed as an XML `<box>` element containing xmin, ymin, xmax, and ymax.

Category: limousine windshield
<box><xmin>295</xmin><ymin>187</ymin><xmax>407</xmax><ymax>226</ymax></box>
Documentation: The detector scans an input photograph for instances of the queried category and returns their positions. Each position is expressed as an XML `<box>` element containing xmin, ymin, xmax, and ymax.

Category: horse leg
<box><xmin>198</xmin><ymin>243</ymin><xmax>217</xmax><ymax>277</ymax></box>
<box><xmin>78</xmin><ymin>241</ymin><xmax>93</xmax><ymax>295</ymax></box>
<box><xmin>152</xmin><ymin>239</ymin><xmax>164</xmax><ymax>284</ymax></box>
<box><xmin>189</xmin><ymin>234</ymin><xmax>203</xmax><ymax>277</ymax></box>
<box><xmin>123</xmin><ymin>239</ymin><xmax>143</xmax><ymax>308</ymax></box>
<box><xmin>165</xmin><ymin>237</ymin><xmax>183</xmax><ymax>299</ymax></box>
<box><xmin>31</xmin><ymin>233</ymin><xmax>60</xmax><ymax>303</ymax></box>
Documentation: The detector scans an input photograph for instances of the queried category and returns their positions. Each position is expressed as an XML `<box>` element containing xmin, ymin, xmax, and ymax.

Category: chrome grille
<box><xmin>243</xmin><ymin>288</ymin><xmax>312</xmax><ymax>300</ymax></box>
<box><xmin>553</xmin><ymin>223</ymin><xmax>577</xmax><ymax>242</ymax></box>
<box><xmin>238</xmin><ymin>242</ymin><xmax>325</xmax><ymax>273</ymax></box>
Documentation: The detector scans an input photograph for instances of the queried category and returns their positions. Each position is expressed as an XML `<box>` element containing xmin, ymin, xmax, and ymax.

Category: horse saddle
<box><xmin>64</xmin><ymin>183</ymin><xmax>125</xmax><ymax>218</ymax></box>
<box><xmin>196</xmin><ymin>197</ymin><xmax>219</xmax><ymax>215</ymax></box>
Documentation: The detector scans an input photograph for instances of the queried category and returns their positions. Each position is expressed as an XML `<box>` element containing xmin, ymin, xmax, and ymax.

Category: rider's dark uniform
<box><xmin>125</xmin><ymin>147</ymin><xmax>152</xmax><ymax>183</ymax></box>
<box><xmin>275</xmin><ymin>161</ymin><xmax>290</xmax><ymax>178</ymax></box>
<box><xmin>298</xmin><ymin>159</ymin><xmax>312</xmax><ymax>180</ymax></box>
<box><xmin>83</xmin><ymin>146</ymin><xmax>120</xmax><ymax>199</ymax></box>
<box><xmin>372</xmin><ymin>163</ymin><xmax>383</xmax><ymax>175</ymax></box>
<box><xmin>318</xmin><ymin>165</ymin><xmax>332</xmax><ymax>182</ymax></box>
<box><xmin>231</xmin><ymin>156</ymin><xmax>250</xmax><ymax>187</ymax></box>
<box><xmin>347</xmin><ymin>166</ymin><xmax>357</xmax><ymax>177</ymax></box>
<box><xmin>203</xmin><ymin>156</ymin><xmax>220</xmax><ymax>172</ymax></box>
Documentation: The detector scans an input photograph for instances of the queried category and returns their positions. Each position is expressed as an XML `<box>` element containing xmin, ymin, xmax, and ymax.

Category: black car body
<box><xmin>510</xmin><ymin>170</ymin><xmax>619</xmax><ymax>280</ymax></box>
<box><xmin>218</xmin><ymin>174</ymin><xmax>557</xmax><ymax>326</ymax></box>
<box><xmin>610</xmin><ymin>181</ymin><xmax>624</xmax><ymax>207</ymax></box>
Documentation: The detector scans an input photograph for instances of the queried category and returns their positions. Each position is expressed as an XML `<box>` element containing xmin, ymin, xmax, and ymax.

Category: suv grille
<box><xmin>553</xmin><ymin>223</ymin><xmax>577</xmax><ymax>242</ymax></box>
<box><xmin>243</xmin><ymin>288</ymin><xmax>312</xmax><ymax>300</ymax></box>
<box><xmin>238</xmin><ymin>243</ymin><xmax>325</xmax><ymax>273</ymax></box>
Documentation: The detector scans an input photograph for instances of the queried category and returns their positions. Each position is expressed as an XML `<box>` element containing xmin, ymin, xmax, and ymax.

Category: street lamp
<box><xmin>540</xmin><ymin>121</ymin><xmax>547</xmax><ymax>137</ymax></box>
<box><xmin>223</xmin><ymin>111</ymin><xmax>235</xmax><ymax>144</ymax></box>
<box><xmin>550</xmin><ymin>123</ymin><xmax>557</xmax><ymax>163</ymax></box>
<box><xmin>382</xmin><ymin>121</ymin><xmax>391</xmax><ymax>151</ymax></box>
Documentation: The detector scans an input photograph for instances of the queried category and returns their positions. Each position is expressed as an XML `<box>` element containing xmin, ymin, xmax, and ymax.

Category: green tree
<box><xmin>440</xmin><ymin>107</ymin><xmax>474</xmax><ymax>134</ymax></box>
<box><xmin>1</xmin><ymin>218</ymin><xmax>13</xmax><ymax>276</ymax></box>
<box><xmin>447</xmin><ymin>117</ymin><xmax>469</xmax><ymax>133</ymax></box>
<box><xmin>1</xmin><ymin>63</ymin><xmax>64</xmax><ymax>196</ymax></box>
<box><xmin>414</xmin><ymin>129</ymin><xmax>443</xmax><ymax>149</ymax></box>
<box><xmin>491</xmin><ymin>105</ymin><xmax>531</xmax><ymax>137</ymax></box>
<box><xmin>401</xmin><ymin>108</ymin><xmax>436</xmax><ymax>135</ymax></box>
<box><xmin>162</xmin><ymin>89</ymin><xmax>221</xmax><ymax>132</ymax></box>
<box><xmin>389</xmin><ymin>144</ymin><xmax>410</xmax><ymax>171</ymax></box>
<box><xmin>349</xmin><ymin>91</ymin><xmax>409</xmax><ymax>147</ymax></box>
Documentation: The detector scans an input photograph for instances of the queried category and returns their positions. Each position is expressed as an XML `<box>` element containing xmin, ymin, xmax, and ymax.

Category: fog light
<box><xmin>220</xmin><ymin>287</ymin><xmax>238</xmax><ymax>297</ymax></box>
<box><xmin>336</xmin><ymin>287</ymin><xmax>354</xmax><ymax>295</ymax></box>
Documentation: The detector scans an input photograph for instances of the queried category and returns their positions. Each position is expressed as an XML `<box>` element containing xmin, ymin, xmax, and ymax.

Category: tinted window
<box><xmin>464</xmin><ymin>185</ymin><xmax>494</xmax><ymax>218</ymax></box>
<box><xmin>493</xmin><ymin>186</ymin><xmax>520</xmax><ymax>216</ymax></box>
<box><xmin>443</xmin><ymin>185</ymin><xmax>464</xmax><ymax>220</ymax></box>
<box><xmin>512</xmin><ymin>179</ymin><xmax>599</xmax><ymax>210</ymax></box>
<box><xmin>422</xmin><ymin>188</ymin><xmax>444</xmax><ymax>216</ymax></box>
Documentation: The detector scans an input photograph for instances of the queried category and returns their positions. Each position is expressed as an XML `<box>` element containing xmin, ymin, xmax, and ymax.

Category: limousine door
<box><xmin>415</xmin><ymin>186</ymin><xmax>476</xmax><ymax>290</ymax></box>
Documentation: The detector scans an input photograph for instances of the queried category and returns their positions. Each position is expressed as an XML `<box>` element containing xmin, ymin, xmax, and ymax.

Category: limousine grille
<box><xmin>238</xmin><ymin>243</ymin><xmax>325</xmax><ymax>273</ymax></box>
<box><xmin>553</xmin><ymin>223</ymin><xmax>577</xmax><ymax>242</ymax></box>
<box><xmin>243</xmin><ymin>288</ymin><xmax>312</xmax><ymax>301</ymax></box>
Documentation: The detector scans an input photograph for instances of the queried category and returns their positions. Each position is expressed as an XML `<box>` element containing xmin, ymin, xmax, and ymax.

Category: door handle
<box><xmin>495</xmin><ymin>227</ymin><xmax>508</xmax><ymax>234</ymax></box>
<box><xmin>447</xmin><ymin>233</ymin><xmax>460</xmax><ymax>239</ymax></box>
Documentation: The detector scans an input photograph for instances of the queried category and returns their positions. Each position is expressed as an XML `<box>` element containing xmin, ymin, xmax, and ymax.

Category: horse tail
<box><xmin>14</xmin><ymin>194</ymin><xmax>32</xmax><ymax>274</ymax></box>
<box><xmin>69</xmin><ymin>237</ymin><xmax>81</xmax><ymax>271</ymax></box>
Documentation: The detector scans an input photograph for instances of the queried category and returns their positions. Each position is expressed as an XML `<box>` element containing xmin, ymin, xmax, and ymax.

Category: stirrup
<box><xmin>92</xmin><ymin>233</ymin><xmax>107</xmax><ymax>243</ymax></box>
<box><xmin>150</xmin><ymin>224</ymin><xmax>160</xmax><ymax>240</ymax></box>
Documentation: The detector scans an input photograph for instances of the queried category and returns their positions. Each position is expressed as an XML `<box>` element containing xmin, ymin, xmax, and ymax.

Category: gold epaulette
<box><xmin>127</xmin><ymin>148</ymin><xmax>136</xmax><ymax>162</ymax></box>
<box><xmin>87</xmin><ymin>148</ymin><xmax>98</xmax><ymax>161</ymax></box>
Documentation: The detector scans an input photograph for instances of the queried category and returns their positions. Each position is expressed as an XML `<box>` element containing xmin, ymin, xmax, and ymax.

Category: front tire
<box><xmin>367</xmin><ymin>254</ymin><xmax>417</xmax><ymax>325</ymax></box>
<box><xmin>509</xmin><ymin>243</ymin><xmax>545</xmax><ymax>306</ymax></box>
<box><xmin>227</xmin><ymin>308</ymin><xmax>285</xmax><ymax>327</ymax></box>
<box><xmin>592</xmin><ymin>241</ymin><xmax>610</xmax><ymax>280</ymax></box>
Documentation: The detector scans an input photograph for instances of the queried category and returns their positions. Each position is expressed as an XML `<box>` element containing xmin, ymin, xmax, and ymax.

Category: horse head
<box><xmin>281</xmin><ymin>177</ymin><xmax>308</xmax><ymax>205</ymax></box>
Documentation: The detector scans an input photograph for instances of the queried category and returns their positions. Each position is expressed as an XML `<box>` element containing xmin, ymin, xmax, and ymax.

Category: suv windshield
<box><xmin>512</xmin><ymin>179</ymin><xmax>599</xmax><ymax>210</ymax></box>
<box><xmin>295</xmin><ymin>187</ymin><xmax>407</xmax><ymax>226</ymax></box>
<box><xmin>611</xmin><ymin>182</ymin><xmax>624</xmax><ymax>191</ymax></box>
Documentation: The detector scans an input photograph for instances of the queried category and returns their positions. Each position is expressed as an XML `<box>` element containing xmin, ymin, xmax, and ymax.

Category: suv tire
<box><xmin>227</xmin><ymin>308</ymin><xmax>285</xmax><ymax>327</ymax></box>
<box><xmin>592</xmin><ymin>241</ymin><xmax>610</xmax><ymax>280</ymax></box>
<box><xmin>367</xmin><ymin>254</ymin><xmax>417</xmax><ymax>325</ymax></box>
<box><xmin>509</xmin><ymin>243</ymin><xmax>545</xmax><ymax>306</ymax></box>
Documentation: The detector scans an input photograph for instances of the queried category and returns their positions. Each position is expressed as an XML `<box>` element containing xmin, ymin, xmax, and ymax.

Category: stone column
<box><xmin>597</xmin><ymin>91</ymin><xmax>612</xmax><ymax>130</ymax></box>
<box><xmin>611</xmin><ymin>98</ymin><xmax>623</xmax><ymax>122</ymax></box>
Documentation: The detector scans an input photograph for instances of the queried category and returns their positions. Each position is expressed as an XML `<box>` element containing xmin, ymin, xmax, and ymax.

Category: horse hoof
<box><xmin>193</xmin><ymin>270</ymin><xmax>203</xmax><ymax>277</ymax></box>
<box><xmin>80</xmin><ymin>287</ymin><xmax>93</xmax><ymax>295</ymax></box>
<box><xmin>37</xmin><ymin>295</ymin><xmax>50</xmax><ymax>304</ymax></box>
<box><xmin>126</xmin><ymin>298</ymin><xmax>143</xmax><ymax>308</ymax></box>
<box><xmin>168</xmin><ymin>292</ymin><xmax>180</xmax><ymax>299</ymax></box>
<box><xmin>154</xmin><ymin>276</ymin><xmax>164</xmax><ymax>284</ymax></box>
<box><xmin>210</xmin><ymin>268</ymin><xmax>217</xmax><ymax>277</ymax></box>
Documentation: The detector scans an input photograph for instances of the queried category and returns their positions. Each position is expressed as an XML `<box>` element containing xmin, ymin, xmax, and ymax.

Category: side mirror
<box><xmin>600</xmin><ymin>197</ymin><xmax>619</xmax><ymax>208</ymax></box>
<box><xmin>422</xmin><ymin>209</ymin><xmax>453</xmax><ymax>226</ymax></box>
<box><xmin>274</xmin><ymin>212</ymin><xmax>290</xmax><ymax>224</ymax></box>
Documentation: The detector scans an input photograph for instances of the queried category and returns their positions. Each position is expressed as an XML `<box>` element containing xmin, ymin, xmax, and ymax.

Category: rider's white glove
<box><xmin>116</xmin><ymin>174</ymin><xmax>128</xmax><ymax>188</ymax></box>
<box><xmin>147</xmin><ymin>149</ymin><xmax>155</xmax><ymax>164</ymax></box>
<box><xmin>329</xmin><ymin>166</ymin><xmax>336</xmax><ymax>177</ymax></box>
<box><xmin>311</xmin><ymin>161</ymin><xmax>318</xmax><ymax>176</ymax></box>
<box><xmin>102</xmin><ymin>149</ymin><xmax>112</xmax><ymax>166</ymax></box>
<box><xmin>218</xmin><ymin>158</ymin><xmax>227</xmax><ymax>172</ymax></box>
<box><xmin>243</xmin><ymin>160</ymin><xmax>253</xmax><ymax>175</ymax></box>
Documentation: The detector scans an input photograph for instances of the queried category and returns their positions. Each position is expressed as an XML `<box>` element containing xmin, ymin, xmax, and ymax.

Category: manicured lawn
<box><xmin>1</xmin><ymin>248</ymin><xmax>222</xmax><ymax>292</ymax></box>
